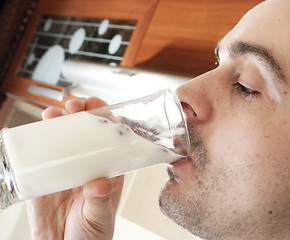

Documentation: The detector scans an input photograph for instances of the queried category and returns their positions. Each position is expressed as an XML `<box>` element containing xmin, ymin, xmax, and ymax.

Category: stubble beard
<box><xmin>159</xmin><ymin>123</ymin><xmax>211</xmax><ymax>238</ymax></box>
<box><xmin>158</xmin><ymin>122</ymin><xmax>290</xmax><ymax>240</ymax></box>
<box><xmin>158</xmin><ymin>124</ymin><xmax>265</xmax><ymax>240</ymax></box>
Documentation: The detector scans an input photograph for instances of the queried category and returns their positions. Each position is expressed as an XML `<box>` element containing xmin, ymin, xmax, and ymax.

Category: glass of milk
<box><xmin>0</xmin><ymin>88</ymin><xmax>190</xmax><ymax>208</ymax></box>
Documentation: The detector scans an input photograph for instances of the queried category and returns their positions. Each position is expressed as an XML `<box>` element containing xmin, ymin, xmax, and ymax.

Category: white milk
<box><xmin>2</xmin><ymin>112</ymin><xmax>180</xmax><ymax>200</ymax></box>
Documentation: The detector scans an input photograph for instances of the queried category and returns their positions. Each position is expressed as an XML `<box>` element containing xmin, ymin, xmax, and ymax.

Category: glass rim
<box><xmin>166</xmin><ymin>88</ymin><xmax>191</xmax><ymax>156</ymax></box>
<box><xmin>109</xmin><ymin>88</ymin><xmax>191</xmax><ymax>155</ymax></box>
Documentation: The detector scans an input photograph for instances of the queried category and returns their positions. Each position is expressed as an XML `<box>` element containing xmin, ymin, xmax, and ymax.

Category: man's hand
<box><xmin>26</xmin><ymin>97</ymin><xmax>124</xmax><ymax>240</ymax></box>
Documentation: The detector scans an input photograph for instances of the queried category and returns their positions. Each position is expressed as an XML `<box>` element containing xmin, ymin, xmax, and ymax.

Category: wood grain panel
<box><xmin>37</xmin><ymin>0</ymin><xmax>159</xmax><ymax>66</ymax></box>
<box><xmin>134</xmin><ymin>0</ymin><xmax>263</xmax><ymax>76</ymax></box>
<box><xmin>2</xmin><ymin>0</ymin><xmax>159</xmax><ymax>107</ymax></box>
<box><xmin>2</xmin><ymin>0</ymin><xmax>264</xmax><ymax>107</ymax></box>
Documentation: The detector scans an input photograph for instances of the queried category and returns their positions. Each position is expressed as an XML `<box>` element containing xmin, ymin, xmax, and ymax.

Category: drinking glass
<box><xmin>0</xmin><ymin>88</ymin><xmax>190</xmax><ymax>208</ymax></box>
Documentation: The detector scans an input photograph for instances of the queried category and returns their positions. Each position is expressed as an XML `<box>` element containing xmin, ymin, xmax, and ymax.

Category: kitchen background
<box><xmin>0</xmin><ymin>98</ymin><xmax>198</xmax><ymax>239</ymax></box>
<box><xmin>0</xmin><ymin>0</ymin><xmax>262</xmax><ymax>239</ymax></box>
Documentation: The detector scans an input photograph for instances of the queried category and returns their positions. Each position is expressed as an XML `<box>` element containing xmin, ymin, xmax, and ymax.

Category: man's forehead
<box><xmin>238</xmin><ymin>0</ymin><xmax>290</xmax><ymax>28</ymax></box>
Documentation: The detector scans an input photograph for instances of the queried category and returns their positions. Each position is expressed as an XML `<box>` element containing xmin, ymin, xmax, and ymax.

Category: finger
<box><xmin>65</xmin><ymin>98</ymin><xmax>86</xmax><ymax>114</ymax></box>
<box><xmin>85</xmin><ymin>97</ymin><xmax>108</xmax><ymax>111</ymax></box>
<box><xmin>42</xmin><ymin>107</ymin><xmax>64</xmax><ymax>120</ymax></box>
<box><xmin>82</xmin><ymin>178</ymin><xmax>114</xmax><ymax>229</ymax></box>
<box><xmin>83</xmin><ymin>177</ymin><xmax>113</xmax><ymax>198</ymax></box>
<box><xmin>84</xmin><ymin>97</ymin><xmax>117</xmax><ymax>122</ymax></box>
<box><xmin>82</xmin><ymin>176</ymin><xmax>124</xmax><ymax>227</ymax></box>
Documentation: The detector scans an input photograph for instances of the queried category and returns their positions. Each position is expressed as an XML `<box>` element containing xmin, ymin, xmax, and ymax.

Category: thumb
<box><xmin>81</xmin><ymin>177</ymin><xmax>121</xmax><ymax>234</ymax></box>
<box><xmin>84</xmin><ymin>177</ymin><xmax>113</xmax><ymax>199</ymax></box>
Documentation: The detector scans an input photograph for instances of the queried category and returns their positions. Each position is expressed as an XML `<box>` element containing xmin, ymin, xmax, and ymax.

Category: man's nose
<box><xmin>176</xmin><ymin>73</ymin><xmax>213</xmax><ymax>124</ymax></box>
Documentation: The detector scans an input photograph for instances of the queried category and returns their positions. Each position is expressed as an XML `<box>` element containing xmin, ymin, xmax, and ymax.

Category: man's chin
<box><xmin>159</xmin><ymin>184</ymin><xmax>194</xmax><ymax>234</ymax></box>
<box><xmin>159</xmin><ymin>185</ymin><xmax>209</xmax><ymax>240</ymax></box>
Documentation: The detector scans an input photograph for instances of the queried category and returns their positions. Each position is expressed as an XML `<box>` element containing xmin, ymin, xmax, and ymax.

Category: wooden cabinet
<box><xmin>0</xmin><ymin>0</ymin><xmax>262</xmax><ymax>107</ymax></box>
<box><xmin>1</xmin><ymin>0</ymin><xmax>159</xmax><ymax>107</ymax></box>
<box><xmin>135</xmin><ymin>0</ymin><xmax>262</xmax><ymax>76</ymax></box>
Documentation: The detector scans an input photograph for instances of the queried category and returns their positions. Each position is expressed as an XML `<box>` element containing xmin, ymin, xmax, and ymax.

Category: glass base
<box><xmin>0</xmin><ymin>136</ymin><xmax>21</xmax><ymax>209</ymax></box>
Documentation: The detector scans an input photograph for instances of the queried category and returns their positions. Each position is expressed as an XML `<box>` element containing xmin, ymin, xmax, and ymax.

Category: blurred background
<box><xmin>0</xmin><ymin>0</ymin><xmax>262</xmax><ymax>239</ymax></box>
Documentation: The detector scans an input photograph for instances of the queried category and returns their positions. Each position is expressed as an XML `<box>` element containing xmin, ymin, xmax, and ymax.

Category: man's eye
<box><xmin>232</xmin><ymin>82</ymin><xmax>259</xmax><ymax>99</ymax></box>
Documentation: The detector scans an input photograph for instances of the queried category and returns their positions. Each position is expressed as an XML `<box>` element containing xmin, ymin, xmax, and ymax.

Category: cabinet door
<box><xmin>135</xmin><ymin>0</ymin><xmax>263</xmax><ymax>76</ymax></box>
<box><xmin>2</xmin><ymin>0</ymin><xmax>262</xmax><ymax>107</ymax></box>
<box><xmin>2</xmin><ymin>0</ymin><xmax>159</xmax><ymax>107</ymax></box>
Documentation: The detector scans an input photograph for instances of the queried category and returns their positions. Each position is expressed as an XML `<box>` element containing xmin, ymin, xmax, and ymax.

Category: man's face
<box><xmin>159</xmin><ymin>1</ymin><xmax>290</xmax><ymax>239</ymax></box>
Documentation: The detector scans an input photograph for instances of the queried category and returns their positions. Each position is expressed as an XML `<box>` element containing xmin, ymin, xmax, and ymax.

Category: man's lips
<box><xmin>167</xmin><ymin>167</ymin><xmax>177</xmax><ymax>181</ymax></box>
<box><xmin>167</xmin><ymin>157</ymin><xmax>194</xmax><ymax>182</ymax></box>
<box><xmin>170</xmin><ymin>156</ymin><xmax>193</xmax><ymax>168</ymax></box>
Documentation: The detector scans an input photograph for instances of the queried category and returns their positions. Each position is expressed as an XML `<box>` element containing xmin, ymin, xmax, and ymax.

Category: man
<box><xmin>27</xmin><ymin>0</ymin><xmax>290</xmax><ymax>239</ymax></box>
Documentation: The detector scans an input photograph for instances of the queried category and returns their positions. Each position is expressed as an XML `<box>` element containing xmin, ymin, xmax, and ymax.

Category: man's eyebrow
<box><xmin>228</xmin><ymin>41</ymin><xmax>287</xmax><ymax>85</ymax></box>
